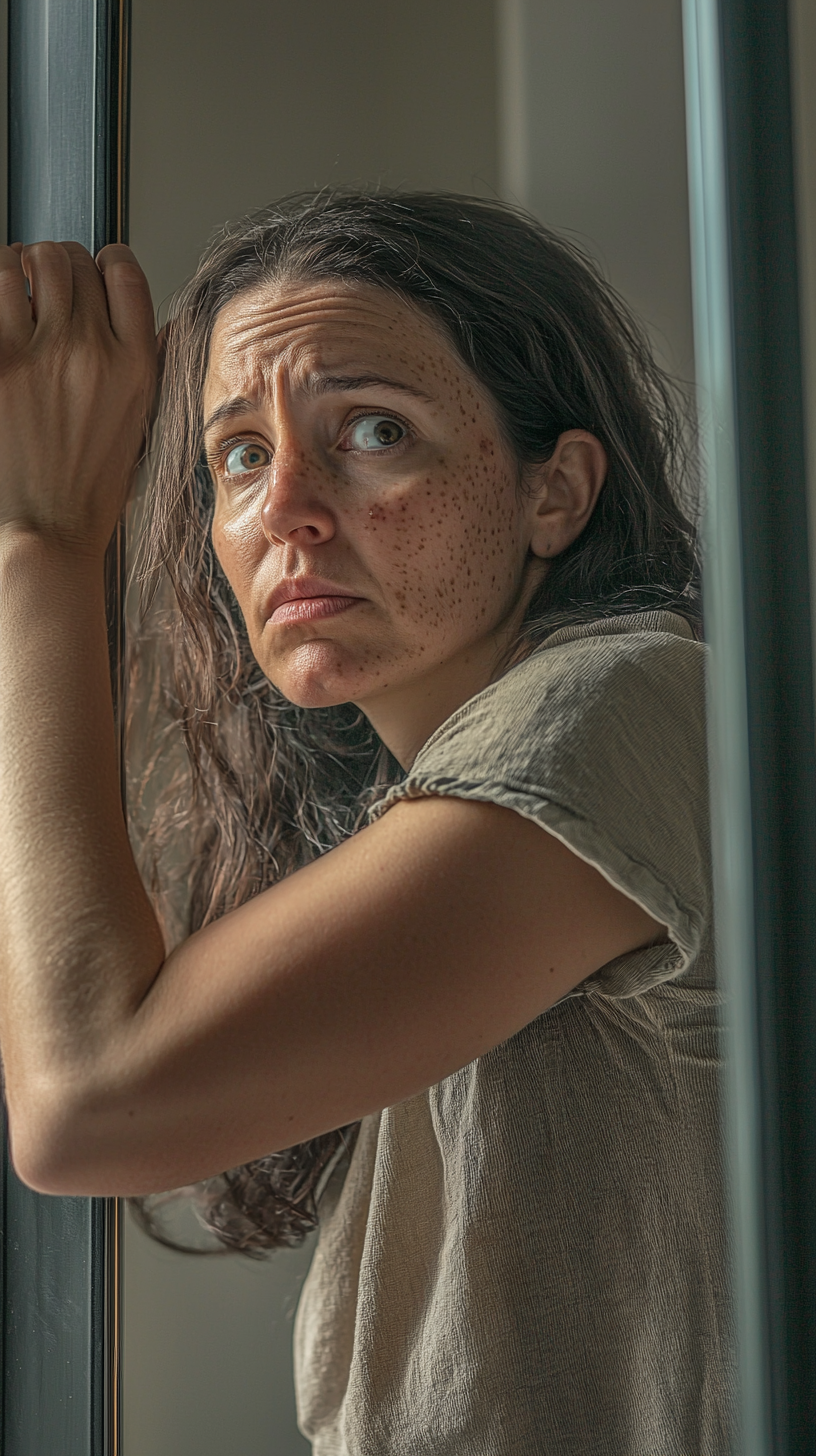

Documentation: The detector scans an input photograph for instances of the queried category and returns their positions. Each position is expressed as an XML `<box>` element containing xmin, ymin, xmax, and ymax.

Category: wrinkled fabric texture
<box><xmin>294</xmin><ymin>613</ymin><xmax>734</xmax><ymax>1455</ymax></box>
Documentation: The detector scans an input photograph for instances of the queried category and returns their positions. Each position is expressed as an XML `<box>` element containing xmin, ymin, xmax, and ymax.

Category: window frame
<box><xmin>3</xmin><ymin>0</ymin><xmax>130</xmax><ymax>1450</ymax></box>
<box><xmin>683</xmin><ymin>0</ymin><xmax>816</xmax><ymax>1449</ymax></box>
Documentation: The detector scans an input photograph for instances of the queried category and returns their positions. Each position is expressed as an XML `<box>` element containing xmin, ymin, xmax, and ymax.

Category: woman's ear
<box><xmin>525</xmin><ymin>430</ymin><xmax>608</xmax><ymax>559</ymax></box>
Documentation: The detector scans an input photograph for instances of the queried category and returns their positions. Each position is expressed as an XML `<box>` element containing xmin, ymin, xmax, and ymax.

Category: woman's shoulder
<box><xmin>400</xmin><ymin>609</ymin><xmax>705</xmax><ymax>784</ymax></box>
<box><xmin>370</xmin><ymin>610</ymin><xmax>710</xmax><ymax>986</ymax></box>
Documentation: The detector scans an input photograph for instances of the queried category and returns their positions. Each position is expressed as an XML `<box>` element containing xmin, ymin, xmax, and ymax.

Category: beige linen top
<box><xmin>294</xmin><ymin>612</ymin><xmax>735</xmax><ymax>1455</ymax></box>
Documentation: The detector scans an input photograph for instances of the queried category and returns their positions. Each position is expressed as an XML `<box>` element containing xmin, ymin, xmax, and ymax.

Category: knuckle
<box><xmin>62</xmin><ymin>241</ymin><xmax>95</xmax><ymax>267</ymax></box>
<box><xmin>24</xmin><ymin>240</ymin><xmax>64</xmax><ymax>260</ymax></box>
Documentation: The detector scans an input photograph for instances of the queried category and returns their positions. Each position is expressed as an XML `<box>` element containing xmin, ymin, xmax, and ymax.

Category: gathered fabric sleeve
<box><xmin>368</xmin><ymin>613</ymin><xmax>712</xmax><ymax>998</ymax></box>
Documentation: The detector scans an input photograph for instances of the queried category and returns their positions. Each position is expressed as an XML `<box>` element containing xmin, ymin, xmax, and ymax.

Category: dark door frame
<box><xmin>685</xmin><ymin>0</ymin><xmax>816</xmax><ymax>1450</ymax></box>
<box><xmin>3</xmin><ymin>0</ymin><xmax>130</xmax><ymax>1451</ymax></box>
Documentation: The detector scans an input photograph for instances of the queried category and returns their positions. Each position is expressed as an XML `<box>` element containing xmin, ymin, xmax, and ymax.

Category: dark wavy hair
<box><xmin>128</xmin><ymin>188</ymin><xmax>699</xmax><ymax>1255</ymax></box>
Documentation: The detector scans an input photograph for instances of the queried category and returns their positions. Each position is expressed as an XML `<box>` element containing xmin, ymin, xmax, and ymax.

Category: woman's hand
<box><xmin>0</xmin><ymin>240</ymin><xmax>157</xmax><ymax>557</ymax></box>
<box><xmin>0</xmin><ymin>242</ymin><xmax>168</xmax><ymax>1184</ymax></box>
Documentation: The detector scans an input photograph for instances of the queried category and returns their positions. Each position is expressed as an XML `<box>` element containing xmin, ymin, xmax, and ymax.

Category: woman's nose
<box><xmin>260</xmin><ymin>441</ymin><xmax>336</xmax><ymax>548</ymax></box>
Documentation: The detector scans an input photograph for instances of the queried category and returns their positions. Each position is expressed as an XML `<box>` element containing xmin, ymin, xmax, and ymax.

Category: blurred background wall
<box><xmin>77</xmin><ymin>0</ymin><xmax>812</xmax><ymax>1451</ymax></box>
<box><xmin>128</xmin><ymin>0</ymin><xmax>499</xmax><ymax>314</ymax></box>
<box><xmin>499</xmin><ymin>0</ymin><xmax>693</xmax><ymax>375</ymax></box>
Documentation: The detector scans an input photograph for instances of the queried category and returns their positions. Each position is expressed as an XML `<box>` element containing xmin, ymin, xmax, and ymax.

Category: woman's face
<box><xmin>203</xmin><ymin>278</ymin><xmax>542</xmax><ymax>714</ymax></box>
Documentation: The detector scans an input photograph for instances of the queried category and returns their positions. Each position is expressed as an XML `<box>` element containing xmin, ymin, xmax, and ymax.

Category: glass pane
<box><xmin>119</xmin><ymin>2</ymin><xmax>738</xmax><ymax>1452</ymax></box>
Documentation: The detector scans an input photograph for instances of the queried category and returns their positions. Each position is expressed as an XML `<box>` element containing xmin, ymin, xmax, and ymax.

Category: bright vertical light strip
<box><xmin>681</xmin><ymin>0</ymin><xmax>770</xmax><ymax>1450</ymax></box>
<box><xmin>496</xmin><ymin>0</ymin><xmax>529</xmax><ymax>204</ymax></box>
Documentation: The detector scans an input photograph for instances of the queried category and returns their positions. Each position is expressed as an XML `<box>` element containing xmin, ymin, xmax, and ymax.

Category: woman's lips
<box><xmin>269</xmin><ymin>594</ymin><xmax>363</xmax><ymax>624</ymax></box>
<box><xmin>265</xmin><ymin>575</ymin><xmax>367</xmax><ymax>625</ymax></box>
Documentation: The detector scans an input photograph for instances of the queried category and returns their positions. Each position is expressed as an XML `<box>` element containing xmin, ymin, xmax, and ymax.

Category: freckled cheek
<box><xmin>357</xmin><ymin>462</ymin><xmax>522</xmax><ymax>635</ymax></box>
<box><xmin>344</xmin><ymin>474</ymin><xmax>430</xmax><ymax>539</ymax></box>
<box><xmin>357</xmin><ymin>500</ymin><xmax>390</xmax><ymax>529</ymax></box>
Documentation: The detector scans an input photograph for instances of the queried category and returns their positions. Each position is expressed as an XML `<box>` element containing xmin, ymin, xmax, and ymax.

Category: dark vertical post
<box><xmin>683</xmin><ymin>0</ymin><xmax>816</xmax><ymax>1451</ymax></box>
<box><xmin>3</xmin><ymin>0</ymin><xmax>131</xmax><ymax>1451</ymax></box>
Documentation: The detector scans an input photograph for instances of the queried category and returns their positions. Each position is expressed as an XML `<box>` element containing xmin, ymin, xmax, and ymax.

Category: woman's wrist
<box><xmin>0</xmin><ymin>518</ymin><xmax>107</xmax><ymax>580</ymax></box>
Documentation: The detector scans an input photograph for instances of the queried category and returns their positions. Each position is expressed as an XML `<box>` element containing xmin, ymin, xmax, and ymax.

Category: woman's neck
<box><xmin>355</xmin><ymin>632</ymin><xmax>509</xmax><ymax>770</ymax></box>
<box><xmin>357</xmin><ymin>560</ymin><xmax>549</xmax><ymax>769</ymax></box>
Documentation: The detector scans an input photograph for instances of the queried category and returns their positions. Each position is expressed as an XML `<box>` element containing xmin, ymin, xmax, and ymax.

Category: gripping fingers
<box><xmin>20</xmin><ymin>242</ymin><xmax>75</xmax><ymax>334</ymax></box>
<box><xmin>61</xmin><ymin>241</ymin><xmax>114</xmax><ymax>332</ymax></box>
<box><xmin>0</xmin><ymin>245</ymin><xmax>35</xmax><ymax>346</ymax></box>
<box><xmin>96</xmin><ymin>245</ymin><xmax>155</xmax><ymax>353</ymax></box>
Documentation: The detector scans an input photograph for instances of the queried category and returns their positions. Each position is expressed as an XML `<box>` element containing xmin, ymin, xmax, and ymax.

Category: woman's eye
<box><xmin>224</xmin><ymin>442</ymin><xmax>271</xmax><ymax>475</ymax></box>
<box><xmin>346</xmin><ymin>415</ymin><xmax>406</xmax><ymax>451</ymax></box>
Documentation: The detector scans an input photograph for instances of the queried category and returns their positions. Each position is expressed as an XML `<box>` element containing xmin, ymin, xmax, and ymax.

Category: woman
<box><xmin>0</xmin><ymin>192</ymin><xmax>732</xmax><ymax>1452</ymax></box>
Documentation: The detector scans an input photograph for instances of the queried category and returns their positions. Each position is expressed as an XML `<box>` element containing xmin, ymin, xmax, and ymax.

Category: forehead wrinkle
<box><xmin>221</xmin><ymin>279</ymin><xmax>415</xmax><ymax>330</ymax></box>
<box><xmin>201</xmin><ymin>366</ymin><xmax>439</xmax><ymax>441</ymax></box>
<box><xmin>203</xmin><ymin>335</ymin><xmax>316</xmax><ymax>427</ymax></box>
<box><xmin>211</xmin><ymin>282</ymin><xmax>455</xmax><ymax>379</ymax></box>
<box><xmin>215</xmin><ymin>289</ymin><xmax>416</xmax><ymax>354</ymax></box>
<box><xmin>205</xmin><ymin>282</ymin><xmax>491</xmax><ymax>428</ymax></box>
<box><xmin>206</xmin><ymin>336</ymin><xmax>443</xmax><ymax>422</ymax></box>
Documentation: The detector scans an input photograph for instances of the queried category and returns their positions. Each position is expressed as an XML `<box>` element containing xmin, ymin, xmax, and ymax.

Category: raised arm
<box><xmin>0</xmin><ymin>243</ymin><xmax>663</xmax><ymax>1199</ymax></box>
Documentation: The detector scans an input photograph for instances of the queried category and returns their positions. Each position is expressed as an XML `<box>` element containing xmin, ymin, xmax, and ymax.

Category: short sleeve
<box><xmin>368</xmin><ymin>614</ymin><xmax>711</xmax><ymax>998</ymax></box>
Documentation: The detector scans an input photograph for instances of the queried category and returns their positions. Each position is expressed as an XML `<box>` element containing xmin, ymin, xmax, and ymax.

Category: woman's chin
<box><xmin>265</xmin><ymin>639</ymin><xmax>382</xmax><ymax>709</ymax></box>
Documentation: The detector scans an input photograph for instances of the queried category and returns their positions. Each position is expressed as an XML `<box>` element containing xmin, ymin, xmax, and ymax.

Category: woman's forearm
<box><xmin>0</xmin><ymin>528</ymin><xmax>165</xmax><ymax>1162</ymax></box>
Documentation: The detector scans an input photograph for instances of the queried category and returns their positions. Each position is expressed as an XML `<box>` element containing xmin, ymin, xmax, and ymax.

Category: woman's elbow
<box><xmin>4</xmin><ymin>1078</ymin><xmax>127</xmax><ymax>1196</ymax></box>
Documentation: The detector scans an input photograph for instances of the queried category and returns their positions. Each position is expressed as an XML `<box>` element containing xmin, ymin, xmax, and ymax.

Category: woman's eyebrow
<box><xmin>202</xmin><ymin>396</ymin><xmax>257</xmax><ymax>435</ymax></box>
<box><xmin>306</xmin><ymin>372</ymin><xmax>434</xmax><ymax>401</ymax></box>
<box><xmin>202</xmin><ymin>374</ymin><xmax>434</xmax><ymax>436</ymax></box>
